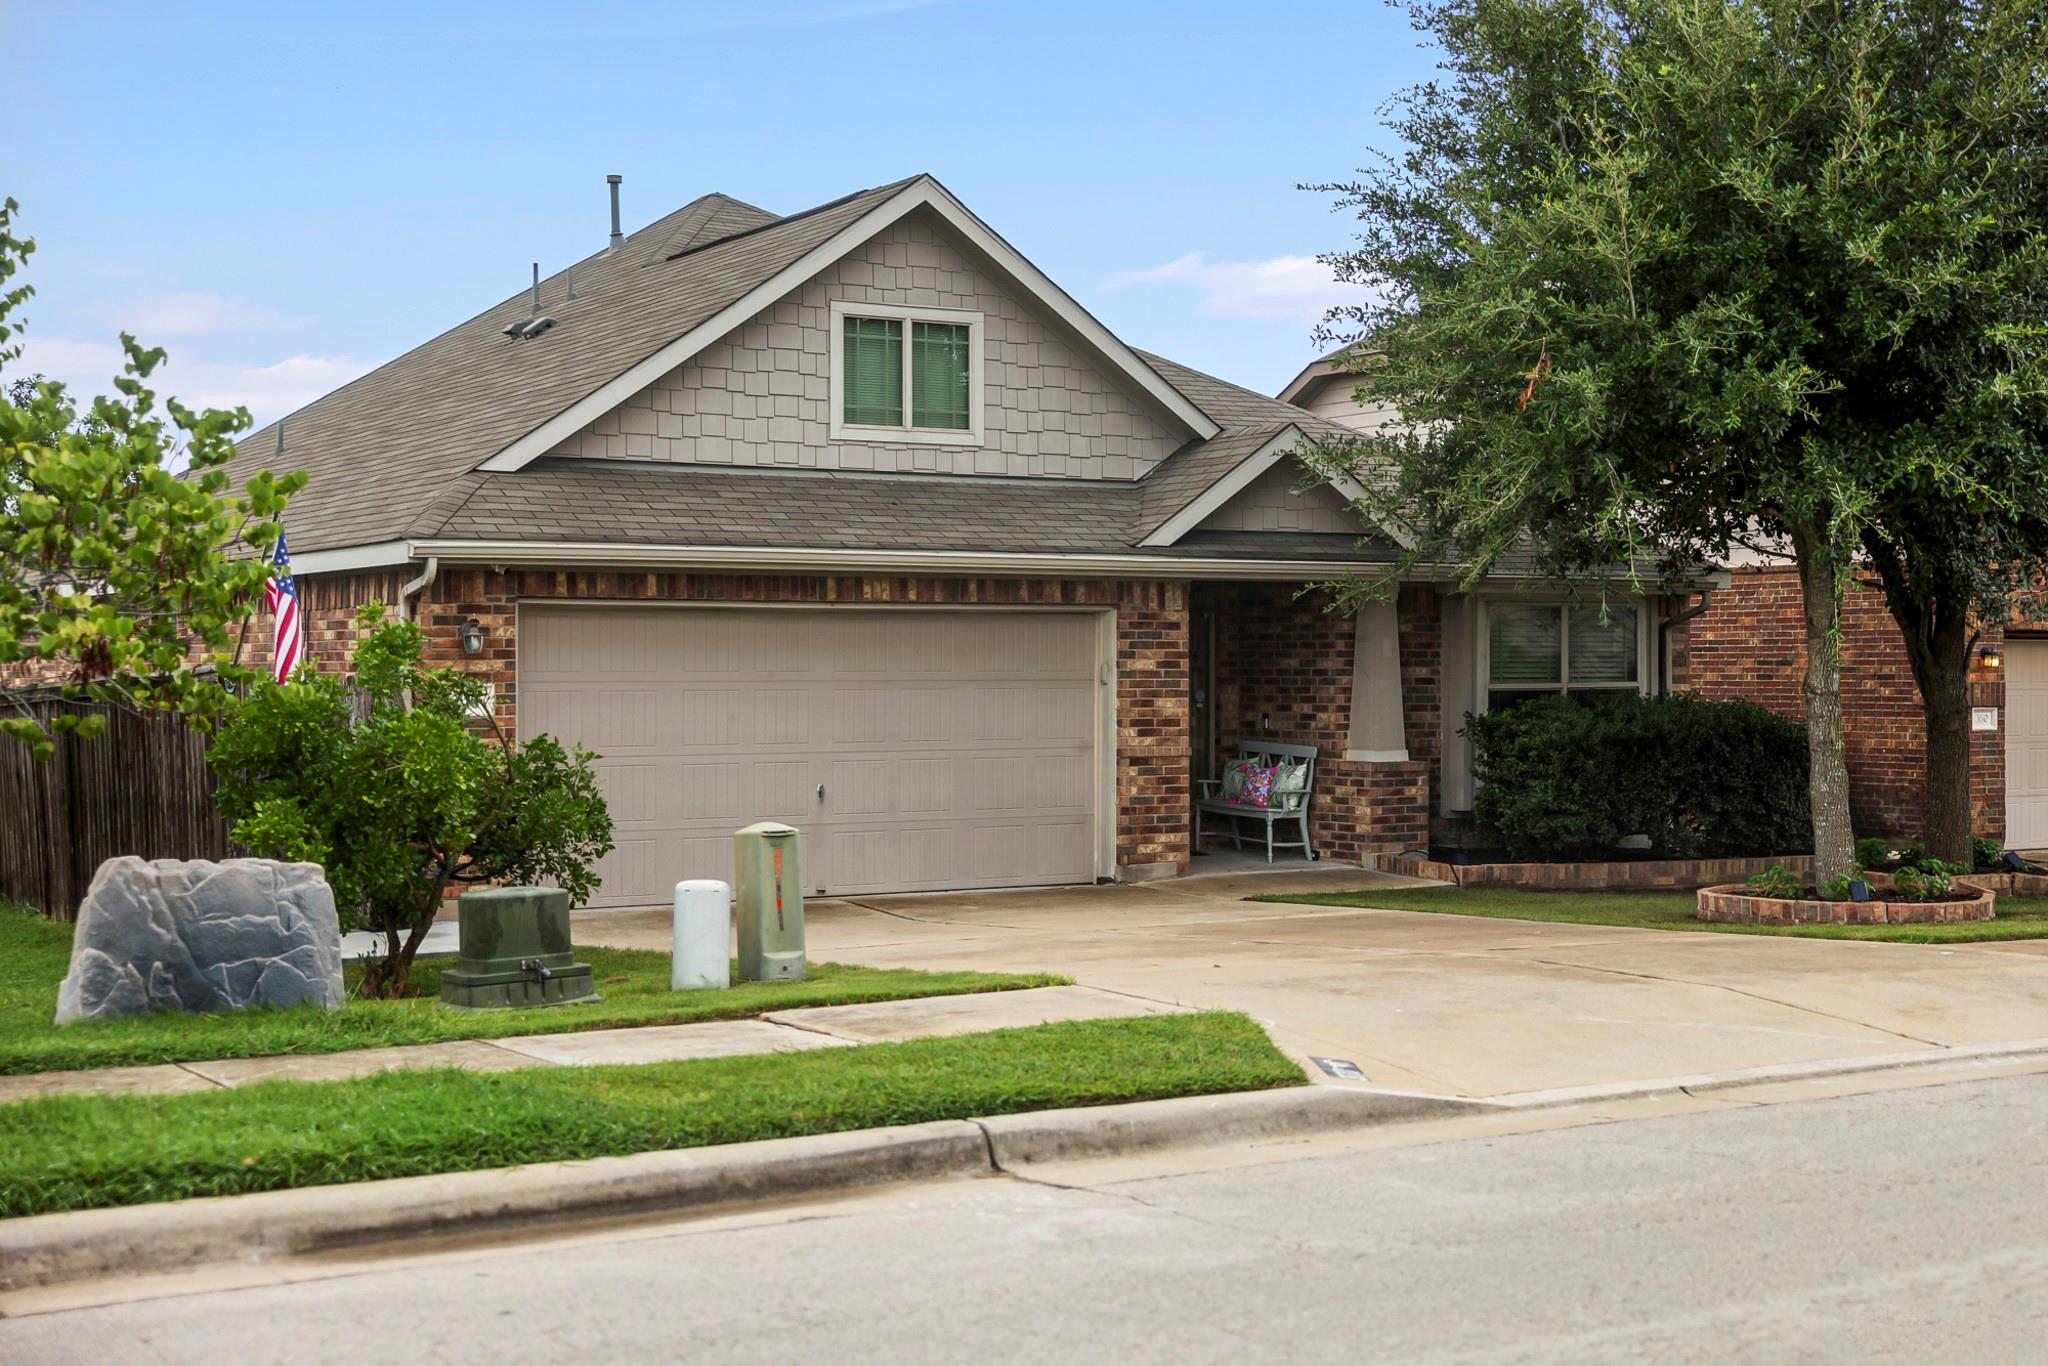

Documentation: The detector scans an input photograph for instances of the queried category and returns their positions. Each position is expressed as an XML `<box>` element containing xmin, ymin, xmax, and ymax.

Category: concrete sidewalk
<box><xmin>575</xmin><ymin>866</ymin><xmax>2048</xmax><ymax>1098</ymax></box>
<box><xmin>0</xmin><ymin>986</ymin><xmax>1175</xmax><ymax>1105</ymax></box>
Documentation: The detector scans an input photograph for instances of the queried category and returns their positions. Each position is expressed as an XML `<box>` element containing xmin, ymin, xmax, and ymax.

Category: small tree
<box><xmin>0</xmin><ymin>199</ymin><xmax>303</xmax><ymax>755</ymax></box>
<box><xmin>206</xmin><ymin>606</ymin><xmax>614</xmax><ymax>997</ymax></box>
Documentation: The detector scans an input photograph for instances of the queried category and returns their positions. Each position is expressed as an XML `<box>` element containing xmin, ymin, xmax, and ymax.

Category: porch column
<box><xmin>1345</xmin><ymin>598</ymin><xmax>1409</xmax><ymax>761</ymax></box>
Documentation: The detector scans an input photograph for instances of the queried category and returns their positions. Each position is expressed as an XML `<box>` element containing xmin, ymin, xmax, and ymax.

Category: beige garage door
<box><xmin>2010</xmin><ymin>640</ymin><xmax>2048</xmax><ymax>850</ymax></box>
<box><xmin>520</xmin><ymin>606</ymin><xmax>1104</xmax><ymax>908</ymax></box>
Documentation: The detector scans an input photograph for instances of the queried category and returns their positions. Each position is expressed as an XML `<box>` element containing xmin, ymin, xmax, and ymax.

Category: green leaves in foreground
<box><xmin>0</xmin><ymin>1013</ymin><xmax>1303</xmax><ymax>1217</ymax></box>
<box><xmin>0</xmin><ymin>198</ymin><xmax>307</xmax><ymax>754</ymax></box>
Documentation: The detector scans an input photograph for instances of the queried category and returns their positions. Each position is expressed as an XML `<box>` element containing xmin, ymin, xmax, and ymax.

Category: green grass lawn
<box><xmin>0</xmin><ymin>1011</ymin><xmax>1303</xmax><ymax>1218</ymax></box>
<box><xmin>0</xmin><ymin>902</ymin><xmax>1062</xmax><ymax>1076</ymax></box>
<box><xmin>1255</xmin><ymin>887</ymin><xmax>2048</xmax><ymax>944</ymax></box>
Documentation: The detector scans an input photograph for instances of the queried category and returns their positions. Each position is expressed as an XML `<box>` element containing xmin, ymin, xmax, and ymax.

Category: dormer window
<box><xmin>830</xmin><ymin>301</ymin><xmax>982</xmax><ymax>446</ymax></box>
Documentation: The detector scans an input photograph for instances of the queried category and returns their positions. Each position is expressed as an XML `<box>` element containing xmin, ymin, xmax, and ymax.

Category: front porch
<box><xmin>1181</xmin><ymin>581</ymin><xmax>1443</xmax><ymax>871</ymax></box>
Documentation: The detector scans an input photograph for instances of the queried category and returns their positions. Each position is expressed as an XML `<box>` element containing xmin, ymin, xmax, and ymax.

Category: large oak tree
<box><xmin>1306</xmin><ymin>0</ymin><xmax>2048</xmax><ymax>878</ymax></box>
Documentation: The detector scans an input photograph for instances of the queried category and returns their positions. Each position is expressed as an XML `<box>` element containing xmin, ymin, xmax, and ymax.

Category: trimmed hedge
<box><xmin>1468</xmin><ymin>693</ymin><xmax>1811</xmax><ymax>861</ymax></box>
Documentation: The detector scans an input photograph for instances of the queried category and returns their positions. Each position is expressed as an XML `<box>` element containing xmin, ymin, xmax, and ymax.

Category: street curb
<box><xmin>1486</xmin><ymin>1036</ymin><xmax>2048</xmax><ymax>1111</ymax></box>
<box><xmin>0</xmin><ymin>1086</ymin><xmax>1484</xmax><ymax>1295</ymax></box>
<box><xmin>977</xmin><ymin>1084</ymin><xmax>1485</xmax><ymax>1166</ymax></box>
<box><xmin>0</xmin><ymin>1119</ymin><xmax>991</xmax><ymax>1294</ymax></box>
<box><xmin>14</xmin><ymin>1041</ymin><xmax>2046</xmax><ymax>1297</ymax></box>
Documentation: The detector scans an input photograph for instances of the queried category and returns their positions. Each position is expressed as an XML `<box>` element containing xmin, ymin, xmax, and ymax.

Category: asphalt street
<box><xmin>7</xmin><ymin>1071</ymin><xmax>2047</xmax><ymax>1364</ymax></box>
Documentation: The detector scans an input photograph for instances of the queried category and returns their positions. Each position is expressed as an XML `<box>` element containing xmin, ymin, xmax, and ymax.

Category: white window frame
<box><xmin>828</xmin><ymin>299</ymin><xmax>984</xmax><ymax>448</ymax></box>
<box><xmin>1475</xmin><ymin>598</ymin><xmax>1654</xmax><ymax>714</ymax></box>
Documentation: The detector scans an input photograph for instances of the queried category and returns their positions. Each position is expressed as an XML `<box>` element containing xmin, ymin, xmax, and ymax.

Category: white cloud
<box><xmin>117</xmin><ymin>290</ymin><xmax>312</xmax><ymax>338</ymax></box>
<box><xmin>1109</xmin><ymin>252</ymin><xmax>1368</xmax><ymax>320</ymax></box>
<box><xmin>9</xmin><ymin>336</ymin><xmax>369</xmax><ymax>429</ymax></box>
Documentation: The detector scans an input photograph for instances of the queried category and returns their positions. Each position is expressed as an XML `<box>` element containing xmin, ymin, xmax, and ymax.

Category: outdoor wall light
<box><xmin>458</xmin><ymin>619</ymin><xmax>486</xmax><ymax>656</ymax></box>
<box><xmin>1981</xmin><ymin>644</ymin><xmax>2004</xmax><ymax>669</ymax></box>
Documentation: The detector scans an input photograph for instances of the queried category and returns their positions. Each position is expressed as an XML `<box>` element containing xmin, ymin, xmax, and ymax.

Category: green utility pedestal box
<box><xmin>735</xmin><ymin>821</ymin><xmax>806</xmax><ymax>982</ymax></box>
<box><xmin>439</xmin><ymin>886</ymin><xmax>600</xmax><ymax>1010</ymax></box>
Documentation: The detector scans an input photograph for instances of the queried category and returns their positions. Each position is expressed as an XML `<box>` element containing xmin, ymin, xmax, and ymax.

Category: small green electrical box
<box><xmin>734</xmin><ymin>821</ymin><xmax>806</xmax><ymax>982</ymax></box>
<box><xmin>439</xmin><ymin>886</ymin><xmax>600</xmax><ymax>1010</ymax></box>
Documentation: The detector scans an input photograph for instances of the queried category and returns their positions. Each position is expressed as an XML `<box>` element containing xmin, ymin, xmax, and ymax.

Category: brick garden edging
<box><xmin>1957</xmin><ymin>872</ymin><xmax>2048</xmax><ymax>898</ymax></box>
<box><xmin>1385</xmin><ymin>853</ymin><xmax>1815</xmax><ymax>893</ymax></box>
<box><xmin>1696</xmin><ymin>884</ymin><xmax>1996</xmax><ymax>926</ymax></box>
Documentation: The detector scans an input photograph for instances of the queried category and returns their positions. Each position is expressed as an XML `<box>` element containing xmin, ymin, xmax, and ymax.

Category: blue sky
<box><xmin>9</xmin><ymin>1</ymin><xmax>1437</xmax><ymax>428</ymax></box>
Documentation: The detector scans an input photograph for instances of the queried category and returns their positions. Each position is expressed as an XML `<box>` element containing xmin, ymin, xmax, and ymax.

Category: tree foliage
<box><xmin>0</xmin><ymin>199</ymin><xmax>305</xmax><ymax>756</ymax></box>
<box><xmin>1304</xmin><ymin>0</ymin><xmax>2048</xmax><ymax>878</ymax></box>
<box><xmin>206</xmin><ymin>606</ymin><xmax>615</xmax><ymax>998</ymax></box>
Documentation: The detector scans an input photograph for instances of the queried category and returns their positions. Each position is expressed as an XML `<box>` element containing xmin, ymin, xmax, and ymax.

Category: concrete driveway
<box><xmin>575</xmin><ymin>868</ymin><xmax>2048</xmax><ymax>1098</ymax></box>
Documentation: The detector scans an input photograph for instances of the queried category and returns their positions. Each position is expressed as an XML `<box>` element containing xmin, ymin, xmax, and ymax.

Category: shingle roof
<box><xmin>414</xmin><ymin>346</ymin><xmax>1387</xmax><ymax>558</ymax></box>
<box><xmin>430</xmin><ymin>462</ymin><xmax>1140</xmax><ymax>553</ymax></box>
<box><xmin>1129</xmin><ymin>352</ymin><xmax>1360</xmax><ymax>539</ymax></box>
<box><xmin>423</xmin><ymin>457</ymin><xmax>1402</xmax><ymax>564</ymax></box>
<box><xmin>222</xmin><ymin>176</ymin><xmax>1374</xmax><ymax>561</ymax></box>
<box><xmin>223</xmin><ymin>179</ymin><xmax>920</xmax><ymax>552</ymax></box>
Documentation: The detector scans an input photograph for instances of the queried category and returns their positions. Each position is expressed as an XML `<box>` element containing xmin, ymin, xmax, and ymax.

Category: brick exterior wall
<box><xmin>1201</xmin><ymin>581</ymin><xmax>1442</xmax><ymax>861</ymax></box>
<box><xmin>264</xmin><ymin>567</ymin><xmax>1194</xmax><ymax>879</ymax></box>
<box><xmin>1679</xmin><ymin>565</ymin><xmax>2007</xmax><ymax>841</ymax></box>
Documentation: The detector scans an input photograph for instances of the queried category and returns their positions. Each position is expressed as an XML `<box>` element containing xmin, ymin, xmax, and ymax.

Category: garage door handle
<box><xmin>816</xmin><ymin>783</ymin><xmax>826</xmax><ymax>801</ymax></box>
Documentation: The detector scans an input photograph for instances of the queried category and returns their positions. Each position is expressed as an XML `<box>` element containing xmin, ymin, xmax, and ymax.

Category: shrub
<box><xmin>1854</xmin><ymin>837</ymin><xmax>1893</xmax><ymax>872</ymax></box>
<box><xmin>1973</xmin><ymin>836</ymin><xmax>2005</xmax><ymax>872</ymax></box>
<box><xmin>1747</xmin><ymin>866</ymin><xmax>1802</xmax><ymax>899</ymax></box>
<box><xmin>207</xmin><ymin>606</ymin><xmax>614</xmax><ymax>997</ymax></box>
<box><xmin>1468</xmin><ymin>693</ymin><xmax>1810</xmax><ymax>861</ymax></box>
<box><xmin>1892</xmin><ymin>860</ymin><xmax>1961</xmax><ymax>901</ymax></box>
<box><xmin>1819</xmin><ymin>874</ymin><xmax>1855</xmax><ymax>902</ymax></box>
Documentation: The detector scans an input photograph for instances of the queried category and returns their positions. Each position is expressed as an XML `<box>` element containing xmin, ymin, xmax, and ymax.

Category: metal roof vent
<box><xmin>607</xmin><ymin>174</ymin><xmax>624</xmax><ymax>252</ymax></box>
<box><xmin>503</xmin><ymin>263</ymin><xmax>559</xmax><ymax>341</ymax></box>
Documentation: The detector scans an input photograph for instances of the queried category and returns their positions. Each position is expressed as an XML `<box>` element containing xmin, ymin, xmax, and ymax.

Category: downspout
<box><xmin>1658</xmin><ymin>587</ymin><xmax>1715</xmax><ymax>693</ymax></box>
<box><xmin>394</xmin><ymin>557</ymin><xmax>439</xmax><ymax>715</ymax></box>
<box><xmin>399</xmin><ymin>556</ymin><xmax>439</xmax><ymax>622</ymax></box>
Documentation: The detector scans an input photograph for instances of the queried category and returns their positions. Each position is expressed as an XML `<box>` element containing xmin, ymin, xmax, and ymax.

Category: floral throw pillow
<box><xmin>1235</xmin><ymin>760</ymin><xmax>1276</xmax><ymax>808</ymax></box>
<box><xmin>1271</xmin><ymin>760</ymin><xmax>1308</xmax><ymax>807</ymax></box>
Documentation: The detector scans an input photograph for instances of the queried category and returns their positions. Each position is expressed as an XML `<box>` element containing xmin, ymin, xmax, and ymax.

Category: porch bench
<box><xmin>1195</xmin><ymin>741</ymin><xmax>1318</xmax><ymax>863</ymax></box>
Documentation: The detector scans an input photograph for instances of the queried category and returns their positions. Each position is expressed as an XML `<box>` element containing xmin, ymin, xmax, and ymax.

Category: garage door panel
<box><xmin>522</xmin><ymin>607</ymin><xmax>1103</xmax><ymax>906</ymax></box>
<box><xmin>2011</xmin><ymin>641</ymin><xmax>2048</xmax><ymax>848</ymax></box>
<box><xmin>522</xmin><ymin>687</ymin><xmax>657</xmax><ymax>753</ymax></box>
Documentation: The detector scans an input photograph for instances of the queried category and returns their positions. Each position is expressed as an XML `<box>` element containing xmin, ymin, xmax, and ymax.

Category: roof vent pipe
<box><xmin>564</xmin><ymin>263</ymin><xmax>577</xmax><ymax>301</ymax></box>
<box><xmin>607</xmin><ymin>174</ymin><xmax>624</xmax><ymax>252</ymax></box>
<box><xmin>529</xmin><ymin>262</ymin><xmax>541</xmax><ymax>316</ymax></box>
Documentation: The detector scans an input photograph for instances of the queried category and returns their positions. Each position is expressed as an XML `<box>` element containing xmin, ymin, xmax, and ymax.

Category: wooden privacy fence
<box><xmin>0</xmin><ymin>689</ymin><xmax>234</xmax><ymax>921</ymax></box>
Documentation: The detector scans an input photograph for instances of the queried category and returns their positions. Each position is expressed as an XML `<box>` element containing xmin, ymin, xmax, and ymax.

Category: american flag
<box><xmin>264</xmin><ymin>531</ymin><xmax>307</xmax><ymax>682</ymax></box>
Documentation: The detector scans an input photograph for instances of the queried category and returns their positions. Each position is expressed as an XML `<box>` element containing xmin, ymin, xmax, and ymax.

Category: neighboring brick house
<box><xmin>220</xmin><ymin>175</ymin><xmax>1701</xmax><ymax>906</ymax></box>
<box><xmin>1280</xmin><ymin>354</ymin><xmax>2048</xmax><ymax>853</ymax></box>
<box><xmin>1677</xmin><ymin>568</ymin><xmax>2040</xmax><ymax>847</ymax></box>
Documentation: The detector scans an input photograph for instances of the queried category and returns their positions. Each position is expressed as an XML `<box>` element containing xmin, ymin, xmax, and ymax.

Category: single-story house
<box><xmin>1281</xmin><ymin>355</ymin><xmax>2048</xmax><ymax>852</ymax></box>
<box><xmin>226</xmin><ymin>174</ymin><xmax>1704</xmax><ymax>907</ymax></box>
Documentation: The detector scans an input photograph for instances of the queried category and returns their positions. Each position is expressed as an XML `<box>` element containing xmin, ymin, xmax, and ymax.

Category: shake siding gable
<box><xmin>1194</xmin><ymin>461</ymin><xmax>1362</xmax><ymax>535</ymax></box>
<box><xmin>551</xmin><ymin>209</ymin><xmax>1185</xmax><ymax>480</ymax></box>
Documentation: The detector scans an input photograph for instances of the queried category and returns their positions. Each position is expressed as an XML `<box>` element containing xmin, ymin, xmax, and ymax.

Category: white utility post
<box><xmin>671</xmin><ymin>879</ymin><xmax>731</xmax><ymax>990</ymax></box>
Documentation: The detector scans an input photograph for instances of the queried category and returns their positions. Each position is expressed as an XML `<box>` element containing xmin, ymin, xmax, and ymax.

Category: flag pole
<box><xmin>230</xmin><ymin>420</ymin><xmax>283</xmax><ymax>677</ymax></box>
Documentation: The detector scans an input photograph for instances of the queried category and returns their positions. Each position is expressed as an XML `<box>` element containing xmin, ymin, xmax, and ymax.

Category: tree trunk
<box><xmin>1859</xmin><ymin>529</ymin><xmax>1978</xmax><ymax>867</ymax></box>
<box><xmin>1792</xmin><ymin>527</ymin><xmax>1858</xmax><ymax>883</ymax></box>
<box><xmin>1911</xmin><ymin>618</ymin><xmax>1976</xmax><ymax>866</ymax></box>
